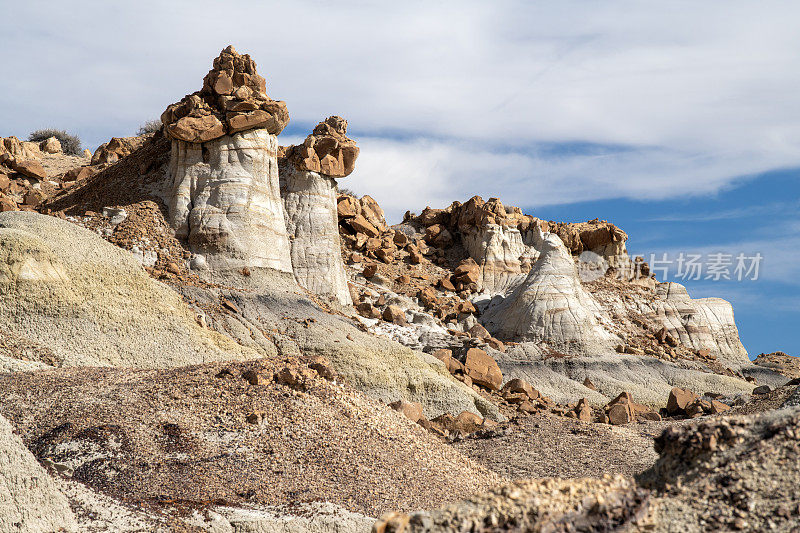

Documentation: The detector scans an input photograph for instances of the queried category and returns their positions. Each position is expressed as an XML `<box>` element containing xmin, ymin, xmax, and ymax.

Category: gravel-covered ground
<box><xmin>0</xmin><ymin>359</ymin><xmax>502</xmax><ymax>518</ymax></box>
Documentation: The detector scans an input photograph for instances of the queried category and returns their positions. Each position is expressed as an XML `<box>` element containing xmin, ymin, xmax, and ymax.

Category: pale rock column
<box><xmin>278</xmin><ymin>116</ymin><xmax>359</xmax><ymax>305</ymax></box>
<box><xmin>168</xmin><ymin>129</ymin><xmax>292</xmax><ymax>273</ymax></box>
<box><xmin>280</xmin><ymin>164</ymin><xmax>352</xmax><ymax>305</ymax></box>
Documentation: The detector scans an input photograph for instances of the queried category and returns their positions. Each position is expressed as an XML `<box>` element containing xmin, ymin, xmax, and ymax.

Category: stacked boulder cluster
<box><xmin>161</xmin><ymin>46</ymin><xmax>289</xmax><ymax>143</ymax></box>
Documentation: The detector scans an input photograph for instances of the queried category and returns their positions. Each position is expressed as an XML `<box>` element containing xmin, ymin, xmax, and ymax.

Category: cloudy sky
<box><xmin>2</xmin><ymin>1</ymin><xmax>799</xmax><ymax>356</ymax></box>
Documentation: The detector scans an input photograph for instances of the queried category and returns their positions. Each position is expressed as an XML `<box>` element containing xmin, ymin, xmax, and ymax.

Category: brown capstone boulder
<box><xmin>283</xmin><ymin>116</ymin><xmax>359</xmax><ymax>178</ymax></box>
<box><xmin>161</xmin><ymin>45</ymin><xmax>289</xmax><ymax>143</ymax></box>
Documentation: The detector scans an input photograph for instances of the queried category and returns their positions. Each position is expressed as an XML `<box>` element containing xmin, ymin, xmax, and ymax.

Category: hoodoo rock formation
<box><xmin>160</xmin><ymin>45</ymin><xmax>289</xmax><ymax>143</ymax></box>
<box><xmin>163</xmin><ymin>46</ymin><xmax>293</xmax><ymax>274</ymax></box>
<box><xmin>280</xmin><ymin>117</ymin><xmax>359</xmax><ymax>305</ymax></box>
<box><xmin>482</xmin><ymin>231</ymin><xmax>619</xmax><ymax>354</ymax></box>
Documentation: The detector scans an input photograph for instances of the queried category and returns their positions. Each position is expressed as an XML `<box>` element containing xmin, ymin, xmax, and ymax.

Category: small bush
<box><xmin>137</xmin><ymin>119</ymin><xmax>162</xmax><ymax>136</ymax></box>
<box><xmin>337</xmin><ymin>186</ymin><xmax>357</xmax><ymax>197</ymax></box>
<box><xmin>27</xmin><ymin>129</ymin><xmax>83</xmax><ymax>156</ymax></box>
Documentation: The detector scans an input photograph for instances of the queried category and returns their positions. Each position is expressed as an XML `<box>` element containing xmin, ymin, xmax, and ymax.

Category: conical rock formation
<box><xmin>482</xmin><ymin>231</ymin><xmax>618</xmax><ymax>354</ymax></box>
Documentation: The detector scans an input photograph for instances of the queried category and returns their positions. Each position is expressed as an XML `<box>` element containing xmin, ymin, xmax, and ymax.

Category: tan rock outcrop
<box><xmin>161</xmin><ymin>45</ymin><xmax>288</xmax><ymax>144</ymax></box>
<box><xmin>91</xmin><ymin>136</ymin><xmax>145</xmax><ymax>165</ymax></box>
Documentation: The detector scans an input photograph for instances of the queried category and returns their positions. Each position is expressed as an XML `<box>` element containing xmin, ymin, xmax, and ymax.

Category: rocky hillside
<box><xmin>0</xmin><ymin>45</ymin><xmax>798</xmax><ymax>532</ymax></box>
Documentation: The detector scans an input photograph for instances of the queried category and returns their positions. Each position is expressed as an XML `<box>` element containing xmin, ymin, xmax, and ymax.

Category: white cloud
<box><xmin>2</xmin><ymin>1</ymin><xmax>800</xmax><ymax>212</ymax></box>
<box><xmin>346</xmin><ymin>137</ymin><xmax>798</xmax><ymax>223</ymax></box>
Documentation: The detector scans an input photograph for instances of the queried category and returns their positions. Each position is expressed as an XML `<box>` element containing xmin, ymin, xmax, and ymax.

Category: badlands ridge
<box><xmin>0</xmin><ymin>46</ymin><xmax>798</xmax><ymax>532</ymax></box>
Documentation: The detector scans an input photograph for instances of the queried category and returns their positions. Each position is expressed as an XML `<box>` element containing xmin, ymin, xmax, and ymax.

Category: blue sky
<box><xmin>1</xmin><ymin>1</ymin><xmax>798</xmax><ymax>355</ymax></box>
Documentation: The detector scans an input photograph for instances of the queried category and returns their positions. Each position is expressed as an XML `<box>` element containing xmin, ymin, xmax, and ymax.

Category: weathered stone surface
<box><xmin>280</xmin><ymin>163</ymin><xmax>352</xmax><ymax>305</ymax></box>
<box><xmin>283</xmin><ymin>116</ymin><xmax>359</xmax><ymax>178</ymax></box>
<box><xmin>162</xmin><ymin>46</ymin><xmax>289</xmax><ymax>143</ymax></box>
<box><xmin>482</xmin><ymin>231</ymin><xmax>619</xmax><ymax>354</ymax></box>
<box><xmin>11</xmin><ymin>159</ymin><xmax>46</xmax><ymax>180</ymax></box>
<box><xmin>168</xmin><ymin>129</ymin><xmax>292</xmax><ymax>272</ymax></box>
<box><xmin>667</xmin><ymin>387</ymin><xmax>699</xmax><ymax>414</ymax></box>
<box><xmin>463</xmin><ymin>348</ymin><xmax>502</xmax><ymax>391</ymax></box>
<box><xmin>0</xmin><ymin>414</ymin><xmax>78</xmax><ymax>532</ymax></box>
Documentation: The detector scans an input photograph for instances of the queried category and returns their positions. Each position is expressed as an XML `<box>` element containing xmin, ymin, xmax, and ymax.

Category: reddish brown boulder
<box><xmin>607</xmin><ymin>403</ymin><xmax>634</xmax><ymax>425</ymax></box>
<box><xmin>23</xmin><ymin>189</ymin><xmax>45</xmax><ymax>207</ymax></box>
<box><xmin>456</xmin><ymin>300</ymin><xmax>477</xmax><ymax>315</ymax></box>
<box><xmin>501</xmin><ymin>378</ymin><xmax>539</xmax><ymax>401</ymax></box>
<box><xmin>454</xmin><ymin>258</ymin><xmax>480</xmax><ymax>284</ymax></box>
<box><xmin>408</xmin><ymin>248</ymin><xmax>423</xmax><ymax>265</ymax></box>
<box><xmin>437</xmin><ymin>278</ymin><xmax>456</xmax><ymax>291</ymax></box>
<box><xmin>393</xmin><ymin>231</ymin><xmax>409</xmax><ymax>246</ymax></box>
<box><xmin>382</xmin><ymin>305</ymin><xmax>407</xmax><ymax>325</ymax></box>
<box><xmin>710</xmin><ymin>399</ymin><xmax>731</xmax><ymax>414</ymax></box>
<box><xmin>167</xmin><ymin>115</ymin><xmax>225</xmax><ymax>144</ymax></box>
<box><xmin>417</xmin><ymin>287</ymin><xmax>438</xmax><ymax>308</ymax></box>
<box><xmin>452</xmin><ymin>411</ymin><xmax>483</xmax><ymax>433</ymax></box>
<box><xmin>667</xmin><ymin>387</ymin><xmax>699</xmax><ymax>414</ymax></box>
<box><xmin>576</xmin><ymin>398</ymin><xmax>593</xmax><ymax>422</ymax></box>
<box><xmin>362</xmin><ymin>263</ymin><xmax>378</xmax><ymax>278</ymax></box>
<box><xmin>467</xmin><ymin>324</ymin><xmax>491</xmax><ymax>340</ymax></box>
<box><xmin>0</xmin><ymin>195</ymin><xmax>17</xmax><ymax>212</ymax></box>
<box><xmin>389</xmin><ymin>400</ymin><xmax>424</xmax><ymax>423</ymax></box>
<box><xmin>11</xmin><ymin>159</ymin><xmax>46</xmax><ymax>180</ymax></box>
<box><xmin>349</xmin><ymin>215</ymin><xmax>379</xmax><ymax>237</ymax></box>
<box><xmin>463</xmin><ymin>348</ymin><xmax>503</xmax><ymax>391</ymax></box>
<box><xmin>356</xmin><ymin>302</ymin><xmax>381</xmax><ymax>319</ymax></box>
<box><xmin>63</xmin><ymin>165</ymin><xmax>96</xmax><ymax>182</ymax></box>
<box><xmin>337</xmin><ymin>196</ymin><xmax>359</xmax><ymax>218</ymax></box>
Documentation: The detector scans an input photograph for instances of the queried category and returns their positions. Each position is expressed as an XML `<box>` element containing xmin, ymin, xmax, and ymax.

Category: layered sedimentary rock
<box><xmin>411</xmin><ymin>196</ymin><xmax>632</xmax><ymax>294</ymax></box>
<box><xmin>168</xmin><ymin>129</ymin><xmax>292</xmax><ymax>272</ymax></box>
<box><xmin>162</xmin><ymin>46</ymin><xmax>293</xmax><ymax>273</ymax></box>
<box><xmin>0</xmin><ymin>211</ymin><xmax>259</xmax><ymax>368</ymax></box>
<box><xmin>482</xmin><ymin>231</ymin><xmax>619</xmax><ymax>354</ymax></box>
<box><xmin>652</xmin><ymin>283</ymin><xmax>749</xmax><ymax>369</ymax></box>
<box><xmin>0</xmin><ymin>415</ymin><xmax>78</xmax><ymax>532</ymax></box>
<box><xmin>279</xmin><ymin>118</ymin><xmax>358</xmax><ymax>304</ymax></box>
